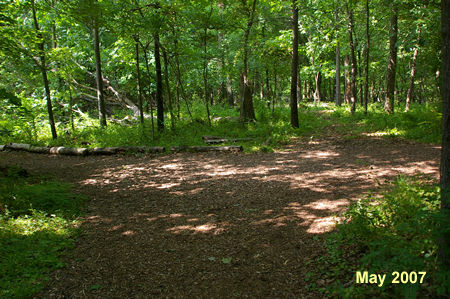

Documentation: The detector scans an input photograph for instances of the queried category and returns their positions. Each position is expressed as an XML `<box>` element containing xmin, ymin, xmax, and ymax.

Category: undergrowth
<box><xmin>310</xmin><ymin>176</ymin><xmax>450</xmax><ymax>298</ymax></box>
<box><xmin>0</xmin><ymin>166</ymin><xmax>86</xmax><ymax>298</ymax></box>
<box><xmin>0</xmin><ymin>99</ymin><xmax>441</xmax><ymax>151</ymax></box>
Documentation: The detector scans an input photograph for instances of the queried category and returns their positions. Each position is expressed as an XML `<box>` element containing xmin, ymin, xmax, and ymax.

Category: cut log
<box><xmin>49</xmin><ymin>147</ymin><xmax>88</xmax><ymax>156</ymax></box>
<box><xmin>170</xmin><ymin>145</ymin><xmax>243</xmax><ymax>152</ymax></box>
<box><xmin>88</xmin><ymin>147</ymin><xmax>122</xmax><ymax>155</ymax></box>
<box><xmin>6</xmin><ymin>143</ymin><xmax>32</xmax><ymax>151</ymax></box>
<box><xmin>122</xmin><ymin>146</ymin><xmax>165</xmax><ymax>153</ymax></box>
<box><xmin>29</xmin><ymin>146</ymin><xmax>50</xmax><ymax>154</ymax></box>
<box><xmin>201</xmin><ymin>136</ymin><xmax>253</xmax><ymax>144</ymax></box>
<box><xmin>87</xmin><ymin>146</ymin><xmax>164</xmax><ymax>155</ymax></box>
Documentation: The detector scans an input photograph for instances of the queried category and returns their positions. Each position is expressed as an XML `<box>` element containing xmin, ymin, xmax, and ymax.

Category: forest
<box><xmin>0</xmin><ymin>0</ymin><xmax>449</xmax><ymax>298</ymax></box>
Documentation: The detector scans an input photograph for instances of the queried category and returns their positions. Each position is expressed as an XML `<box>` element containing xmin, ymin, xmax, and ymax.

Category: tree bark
<box><xmin>335</xmin><ymin>8</ymin><xmax>341</xmax><ymax>107</ymax></box>
<box><xmin>31</xmin><ymin>0</ymin><xmax>57</xmax><ymax>139</ymax></box>
<box><xmin>161</xmin><ymin>45</ymin><xmax>175</xmax><ymax>129</ymax></box>
<box><xmin>93</xmin><ymin>16</ymin><xmax>107</xmax><ymax>126</ymax></box>
<box><xmin>134</xmin><ymin>36</ymin><xmax>144</xmax><ymax>125</ymax></box>
<box><xmin>364</xmin><ymin>0</ymin><xmax>370</xmax><ymax>114</ymax></box>
<box><xmin>440</xmin><ymin>0</ymin><xmax>450</xmax><ymax>273</ymax></box>
<box><xmin>203</xmin><ymin>26</ymin><xmax>212</xmax><ymax>126</ymax></box>
<box><xmin>240</xmin><ymin>0</ymin><xmax>257</xmax><ymax>122</ymax></box>
<box><xmin>385</xmin><ymin>6</ymin><xmax>398</xmax><ymax>114</ymax></box>
<box><xmin>314</xmin><ymin>71</ymin><xmax>321</xmax><ymax>104</ymax></box>
<box><xmin>290</xmin><ymin>0</ymin><xmax>299</xmax><ymax>128</ymax></box>
<box><xmin>348</xmin><ymin>7</ymin><xmax>357</xmax><ymax>115</ymax></box>
<box><xmin>154</xmin><ymin>32</ymin><xmax>164</xmax><ymax>131</ymax></box>
<box><xmin>344</xmin><ymin>55</ymin><xmax>351</xmax><ymax>104</ymax></box>
<box><xmin>406</xmin><ymin>29</ymin><xmax>421</xmax><ymax>112</ymax></box>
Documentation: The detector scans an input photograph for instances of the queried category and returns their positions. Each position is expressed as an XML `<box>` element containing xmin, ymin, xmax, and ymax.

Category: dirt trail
<box><xmin>0</xmin><ymin>137</ymin><xmax>440</xmax><ymax>298</ymax></box>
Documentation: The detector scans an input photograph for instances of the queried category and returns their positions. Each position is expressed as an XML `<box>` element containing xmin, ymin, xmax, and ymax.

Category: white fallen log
<box><xmin>49</xmin><ymin>146</ymin><xmax>88</xmax><ymax>156</ymax></box>
<box><xmin>6</xmin><ymin>143</ymin><xmax>32</xmax><ymax>151</ymax></box>
<box><xmin>29</xmin><ymin>146</ymin><xmax>51</xmax><ymax>154</ymax></box>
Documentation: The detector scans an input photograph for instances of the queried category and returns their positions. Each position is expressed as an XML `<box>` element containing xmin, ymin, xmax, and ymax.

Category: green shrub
<box><xmin>316</xmin><ymin>176</ymin><xmax>449</xmax><ymax>298</ymax></box>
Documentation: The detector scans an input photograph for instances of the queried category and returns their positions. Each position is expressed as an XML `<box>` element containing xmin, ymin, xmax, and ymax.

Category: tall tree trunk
<box><xmin>134</xmin><ymin>36</ymin><xmax>144</xmax><ymax>125</ymax></box>
<box><xmin>385</xmin><ymin>6</ymin><xmax>398</xmax><ymax>114</ymax></box>
<box><xmin>92</xmin><ymin>17</ymin><xmax>107</xmax><ymax>127</ymax></box>
<box><xmin>154</xmin><ymin>32</ymin><xmax>164</xmax><ymax>131</ymax></box>
<box><xmin>348</xmin><ymin>7</ymin><xmax>357</xmax><ymax>115</ymax></box>
<box><xmin>406</xmin><ymin>28</ymin><xmax>421</xmax><ymax>112</ymax></box>
<box><xmin>440</xmin><ymin>0</ymin><xmax>450</xmax><ymax>273</ymax></box>
<box><xmin>290</xmin><ymin>0</ymin><xmax>299</xmax><ymax>128</ymax></box>
<box><xmin>203</xmin><ymin>27</ymin><xmax>212</xmax><ymax>126</ymax></box>
<box><xmin>364</xmin><ymin>0</ymin><xmax>370</xmax><ymax>114</ymax></box>
<box><xmin>69</xmin><ymin>84</ymin><xmax>75</xmax><ymax>132</ymax></box>
<box><xmin>314</xmin><ymin>71</ymin><xmax>321</xmax><ymax>104</ymax></box>
<box><xmin>344</xmin><ymin>55</ymin><xmax>351</xmax><ymax>104</ymax></box>
<box><xmin>141</xmin><ymin>43</ymin><xmax>155</xmax><ymax>139</ymax></box>
<box><xmin>273</xmin><ymin>70</ymin><xmax>277</xmax><ymax>114</ymax></box>
<box><xmin>335</xmin><ymin>7</ymin><xmax>341</xmax><ymax>106</ymax></box>
<box><xmin>240</xmin><ymin>0</ymin><xmax>257</xmax><ymax>122</ymax></box>
<box><xmin>161</xmin><ymin>46</ymin><xmax>175</xmax><ymax>130</ymax></box>
<box><xmin>31</xmin><ymin>0</ymin><xmax>57</xmax><ymax>139</ymax></box>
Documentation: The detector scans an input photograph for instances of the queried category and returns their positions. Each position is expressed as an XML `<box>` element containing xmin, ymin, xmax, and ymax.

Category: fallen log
<box><xmin>29</xmin><ymin>146</ymin><xmax>51</xmax><ymax>154</ymax></box>
<box><xmin>123</xmin><ymin>146</ymin><xmax>165</xmax><ymax>153</ymax></box>
<box><xmin>49</xmin><ymin>147</ymin><xmax>88</xmax><ymax>156</ymax></box>
<box><xmin>201</xmin><ymin>136</ymin><xmax>253</xmax><ymax>144</ymax></box>
<box><xmin>88</xmin><ymin>146</ymin><xmax>165</xmax><ymax>155</ymax></box>
<box><xmin>6</xmin><ymin>143</ymin><xmax>31</xmax><ymax>151</ymax></box>
<box><xmin>170</xmin><ymin>145</ymin><xmax>243</xmax><ymax>153</ymax></box>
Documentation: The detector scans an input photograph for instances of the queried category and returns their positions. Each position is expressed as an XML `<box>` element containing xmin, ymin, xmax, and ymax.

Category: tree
<box><xmin>92</xmin><ymin>11</ymin><xmax>107</xmax><ymax>127</ymax></box>
<box><xmin>155</xmin><ymin>32</ymin><xmax>164</xmax><ymax>132</ymax></box>
<box><xmin>384</xmin><ymin>4</ymin><xmax>398</xmax><ymax>114</ymax></box>
<box><xmin>290</xmin><ymin>0</ymin><xmax>299</xmax><ymax>128</ymax></box>
<box><xmin>240</xmin><ymin>0</ymin><xmax>257</xmax><ymax>122</ymax></box>
<box><xmin>31</xmin><ymin>0</ymin><xmax>58</xmax><ymax>138</ymax></box>
<box><xmin>347</xmin><ymin>4</ymin><xmax>357</xmax><ymax>115</ymax></box>
<box><xmin>363</xmin><ymin>0</ymin><xmax>370</xmax><ymax>114</ymax></box>
<box><xmin>440</xmin><ymin>0</ymin><xmax>450</xmax><ymax>272</ymax></box>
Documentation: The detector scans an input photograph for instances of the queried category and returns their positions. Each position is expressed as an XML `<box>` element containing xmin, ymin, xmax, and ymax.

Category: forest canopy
<box><xmin>0</xmin><ymin>0</ymin><xmax>442</xmax><ymax>144</ymax></box>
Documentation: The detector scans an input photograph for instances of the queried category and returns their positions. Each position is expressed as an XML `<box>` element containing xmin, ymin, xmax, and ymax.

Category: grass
<box><xmin>0</xmin><ymin>100</ymin><xmax>441</xmax><ymax>152</ymax></box>
<box><xmin>0</xmin><ymin>166</ymin><xmax>86</xmax><ymax>298</ymax></box>
<box><xmin>309</xmin><ymin>176</ymin><xmax>450</xmax><ymax>298</ymax></box>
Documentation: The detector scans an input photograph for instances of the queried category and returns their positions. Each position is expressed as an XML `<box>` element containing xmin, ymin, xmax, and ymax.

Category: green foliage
<box><xmin>313</xmin><ymin>176</ymin><xmax>449</xmax><ymax>298</ymax></box>
<box><xmin>0</xmin><ymin>167</ymin><xmax>85</xmax><ymax>298</ymax></box>
<box><xmin>330</xmin><ymin>102</ymin><xmax>442</xmax><ymax>143</ymax></box>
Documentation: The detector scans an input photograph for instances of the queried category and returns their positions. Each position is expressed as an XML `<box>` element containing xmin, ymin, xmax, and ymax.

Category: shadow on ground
<box><xmin>0</xmin><ymin>137</ymin><xmax>440</xmax><ymax>298</ymax></box>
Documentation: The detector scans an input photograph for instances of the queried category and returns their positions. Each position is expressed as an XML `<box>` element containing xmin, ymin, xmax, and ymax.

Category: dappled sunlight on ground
<box><xmin>1</xmin><ymin>137</ymin><xmax>441</xmax><ymax>298</ymax></box>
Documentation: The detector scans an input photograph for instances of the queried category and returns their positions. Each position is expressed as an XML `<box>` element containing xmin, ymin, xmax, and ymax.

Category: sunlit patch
<box><xmin>85</xmin><ymin>215</ymin><xmax>113</xmax><ymax>224</ymax></box>
<box><xmin>161</xmin><ymin>164</ymin><xmax>179</xmax><ymax>170</ymax></box>
<box><xmin>169</xmin><ymin>213</ymin><xmax>183</xmax><ymax>218</ymax></box>
<box><xmin>167</xmin><ymin>223</ymin><xmax>226</xmax><ymax>235</ymax></box>
<box><xmin>187</xmin><ymin>218</ymin><xmax>199</xmax><ymax>222</ymax></box>
<box><xmin>306</xmin><ymin>216</ymin><xmax>338</xmax><ymax>233</ymax></box>
<box><xmin>109</xmin><ymin>224</ymin><xmax>123</xmax><ymax>231</ymax></box>
<box><xmin>304</xmin><ymin>199</ymin><xmax>349</xmax><ymax>212</ymax></box>
<box><xmin>82</xmin><ymin>179</ymin><xmax>97</xmax><ymax>185</ymax></box>
<box><xmin>158</xmin><ymin>183</ymin><xmax>180</xmax><ymax>189</ymax></box>
<box><xmin>122</xmin><ymin>230</ymin><xmax>135</xmax><ymax>236</ymax></box>
<box><xmin>302</xmin><ymin>150</ymin><xmax>339</xmax><ymax>159</ymax></box>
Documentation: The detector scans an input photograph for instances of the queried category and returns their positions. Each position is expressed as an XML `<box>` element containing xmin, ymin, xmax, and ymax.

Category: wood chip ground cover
<box><xmin>0</xmin><ymin>136</ymin><xmax>440</xmax><ymax>298</ymax></box>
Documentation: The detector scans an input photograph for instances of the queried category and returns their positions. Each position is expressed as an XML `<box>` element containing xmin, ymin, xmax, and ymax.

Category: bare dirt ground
<box><xmin>0</xmin><ymin>136</ymin><xmax>440</xmax><ymax>298</ymax></box>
